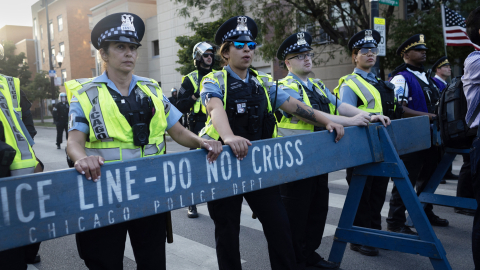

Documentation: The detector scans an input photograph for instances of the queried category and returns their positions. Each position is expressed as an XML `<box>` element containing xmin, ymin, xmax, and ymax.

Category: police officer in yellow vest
<box><xmin>275</xmin><ymin>31</ymin><xmax>391</xmax><ymax>269</ymax></box>
<box><xmin>336</xmin><ymin>29</ymin><xmax>401</xmax><ymax>257</ymax></box>
<box><xmin>0</xmin><ymin>43</ymin><xmax>44</xmax><ymax>268</ymax></box>
<box><xmin>176</xmin><ymin>41</ymin><xmax>214</xmax><ymax>218</ymax></box>
<box><xmin>66</xmin><ymin>13</ymin><xmax>222</xmax><ymax>270</ymax></box>
<box><xmin>199</xmin><ymin>16</ymin><xmax>344</xmax><ymax>270</ymax></box>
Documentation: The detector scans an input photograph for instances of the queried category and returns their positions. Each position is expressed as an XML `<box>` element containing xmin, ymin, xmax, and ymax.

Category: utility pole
<box><xmin>370</xmin><ymin>0</ymin><xmax>380</xmax><ymax>76</ymax></box>
<box><xmin>44</xmin><ymin>0</ymin><xmax>56</xmax><ymax>102</ymax></box>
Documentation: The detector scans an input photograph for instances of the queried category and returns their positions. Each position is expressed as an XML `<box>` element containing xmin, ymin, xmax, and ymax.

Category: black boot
<box><xmin>187</xmin><ymin>205</ymin><xmax>198</xmax><ymax>218</ymax></box>
<box><xmin>57</xmin><ymin>144</ymin><xmax>61</xmax><ymax>149</ymax></box>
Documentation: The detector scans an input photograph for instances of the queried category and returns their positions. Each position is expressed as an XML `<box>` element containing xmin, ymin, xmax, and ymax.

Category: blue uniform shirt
<box><xmin>200</xmin><ymin>65</ymin><xmax>290</xmax><ymax>111</ymax></box>
<box><xmin>340</xmin><ymin>68</ymin><xmax>377</xmax><ymax>107</ymax></box>
<box><xmin>280</xmin><ymin>72</ymin><xmax>341</xmax><ymax>107</ymax></box>
<box><xmin>462</xmin><ymin>51</ymin><xmax>480</xmax><ymax>128</ymax></box>
<box><xmin>68</xmin><ymin>72</ymin><xmax>182</xmax><ymax>134</ymax></box>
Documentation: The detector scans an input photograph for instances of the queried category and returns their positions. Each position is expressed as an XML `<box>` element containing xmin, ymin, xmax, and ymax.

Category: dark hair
<box><xmin>218</xmin><ymin>42</ymin><xmax>231</xmax><ymax>66</ymax></box>
<box><xmin>99</xmin><ymin>42</ymin><xmax>110</xmax><ymax>72</ymax></box>
<box><xmin>466</xmin><ymin>7</ymin><xmax>480</xmax><ymax>46</ymax></box>
<box><xmin>351</xmin><ymin>48</ymin><xmax>360</xmax><ymax>66</ymax></box>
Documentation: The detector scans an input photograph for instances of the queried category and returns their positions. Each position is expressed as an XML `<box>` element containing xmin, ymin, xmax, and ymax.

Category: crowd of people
<box><xmin>1</xmin><ymin>6</ymin><xmax>480</xmax><ymax>270</ymax></box>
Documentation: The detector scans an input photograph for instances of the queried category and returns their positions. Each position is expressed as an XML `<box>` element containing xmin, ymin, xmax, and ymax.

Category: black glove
<box><xmin>194</xmin><ymin>91</ymin><xmax>200</xmax><ymax>98</ymax></box>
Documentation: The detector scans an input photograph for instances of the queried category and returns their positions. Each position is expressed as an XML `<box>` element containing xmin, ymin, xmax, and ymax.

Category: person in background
<box><xmin>462</xmin><ymin>6</ymin><xmax>480</xmax><ymax>269</ymax></box>
<box><xmin>53</xmin><ymin>92</ymin><xmax>69</xmax><ymax>149</ymax></box>
<box><xmin>169</xmin><ymin>87</ymin><xmax>178</xmax><ymax>104</ymax></box>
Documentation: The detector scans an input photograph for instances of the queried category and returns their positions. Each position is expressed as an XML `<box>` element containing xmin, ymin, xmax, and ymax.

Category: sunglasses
<box><xmin>202</xmin><ymin>53</ymin><xmax>214</xmax><ymax>58</ymax></box>
<box><xmin>232</xmin><ymin>42</ymin><xmax>257</xmax><ymax>50</ymax></box>
<box><xmin>359</xmin><ymin>48</ymin><xmax>379</xmax><ymax>56</ymax></box>
<box><xmin>288</xmin><ymin>53</ymin><xmax>315</xmax><ymax>60</ymax></box>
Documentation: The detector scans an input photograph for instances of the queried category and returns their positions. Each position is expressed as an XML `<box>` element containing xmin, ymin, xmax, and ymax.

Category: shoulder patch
<box><xmin>203</xmin><ymin>77</ymin><xmax>217</xmax><ymax>84</ymax></box>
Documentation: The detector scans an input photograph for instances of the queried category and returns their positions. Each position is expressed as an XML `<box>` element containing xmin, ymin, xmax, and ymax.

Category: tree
<box><xmin>0</xmin><ymin>41</ymin><xmax>31</xmax><ymax>86</ymax></box>
<box><xmin>23</xmin><ymin>71</ymin><xmax>59</xmax><ymax>123</ymax></box>
<box><xmin>175</xmin><ymin>18</ymin><xmax>225</xmax><ymax>75</ymax></box>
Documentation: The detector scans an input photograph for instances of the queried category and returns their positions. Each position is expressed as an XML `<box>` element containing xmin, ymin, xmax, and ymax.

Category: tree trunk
<box><xmin>40</xmin><ymin>99</ymin><xmax>44</xmax><ymax>124</ymax></box>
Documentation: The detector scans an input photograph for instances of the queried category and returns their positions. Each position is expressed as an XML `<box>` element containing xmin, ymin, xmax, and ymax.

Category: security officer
<box><xmin>0</xmin><ymin>43</ymin><xmax>43</xmax><ymax>269</ymax></box>
<box><xmin>199</xmin><ymin>15</ymin><xmax>344</xmax><ymax>270</ymax></box>
<box><xmin>275</xmin><ymin>31</ymin><xmax>390</xmax><ymax>269</ymax></box>
<box><xmin>168</xmin><ymin>87</ymin><xmax>178</xmax><ymax>104</ymax></box>
<box><xmin>66</xmin><ymin>13</ymin><xmax>222</xmax><ymax>270</ymax></box>
<box><xmin>388</xmin><ymin>34</ymin><xmax>449</xmax><ymax>235</ymax></box>
<box><xmin>336</xmin><ymin>29</ymin><xmax>401</xmax><ymax>256</ymax></box>
<box><xmin>431</xmin><ymin>56</ymin><xmax>451</xmax><ymax>92</ymax></box>
<box><xmin>176</xmin><ymin>41</ymin><xmax>215</xmax><ymax>218</ymax></box>
<box><xmin>53</xmin><ymin>92</ymin><xmax>69</xmax><ymax>149</ymax></box>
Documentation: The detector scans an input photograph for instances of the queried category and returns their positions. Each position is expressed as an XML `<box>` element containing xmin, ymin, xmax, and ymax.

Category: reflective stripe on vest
<box><xmin>140</xmin><ymin>81</ymin><xmax>159</xmax><ymax>97</ymax></box>
<box><xmin>85</xmin><ymin>142</ymin><xmax>165</xmax><ymax>161</ymax></box>
<box><xmin>5</xmin><ymin>76</ymin><xmax>19</xmax><ymax>111</ymax></box>
<box><xmin>0</xmin><ymin>91</ymin><xmax>32</xmax><ymax>160</ymax></box>
<box><xmin>346</xmin><ymin>75</ymin><xmax>375</xmax><ymax>109</ymax></box>
<box><xmin>11</xmin><ymin>167</ymin><xmax>35</xmax><ymax>176</ymax></box>
<box><xmin>277</xmin><ymin>127</ymin><xmax>311</xmax><ymax>137</ymax></box>
<box><xmin>83</xmin><ymin>84</ymin><xmax>111</xmax><ymax>141</ymax></box>
<box><xmin>187</xmin><ymin>72</ymin><xmax>205</xmax><ymax>114</ymax></box>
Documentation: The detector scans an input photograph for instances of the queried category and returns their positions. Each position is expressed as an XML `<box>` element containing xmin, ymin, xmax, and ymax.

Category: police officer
<box><xmin>275</xmin><ymin>31</ymin><xmax>390</xmax><ymax>268</ymax></box>
<box><xmin>431</xmin><ymin>56</ymin><xmax>451</xmax><ymax>92</ymax></box>
<box><xmin>176</xmin><ymin>41</ymin><xmax>215</xmax><ymax>218</ymax></box>
<box><xmin>53</xmin><ymin>92</ymin><xmax>69</xmax><ymax>149</ymax></box>
<box><xmin>0</xmin><ymin>43</ymin><xmax>43</xmax><ymax>269</ymax></box>
<box><xmin>66</xmin><ymin>13</ymin><xmax>222</xmax><ymax>270</ymax></box>
<box><xmin>337</xmin><ymin>29</ymin><xmax>401</xmax><ymax>256</ymax></box>
<box><xmin>388</xmin><ymin>34</ymin><xmax>449</xmax><ymax>234</ymax></box>
<box><xmin>168</xmin><ymin>87</ymin><xmax>178</xmax><ymax>104</ymax></box>
<box><xmin>199</xmin><ymin>15</ymin><xmax>344</xmax><ymax>270</ymax></box>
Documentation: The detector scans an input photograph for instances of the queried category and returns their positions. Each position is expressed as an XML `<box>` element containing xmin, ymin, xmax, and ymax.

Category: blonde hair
<box><xmin>218</xmin><ymin>42</ymin><xmax>231</xmax><ymax>66</ymax></box>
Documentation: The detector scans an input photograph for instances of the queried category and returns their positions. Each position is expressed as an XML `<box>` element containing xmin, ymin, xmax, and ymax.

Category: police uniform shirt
<box><xmin>434</xmin><ymin>74</ymin><xmax>447</xmax><ymax>86</ymax></box>
<box><xmin>390</xmin><ymin>67</ymin><xmax>430</xmax><ymax>105</ymax></box>
<box><xmin>340</xmin><ymin>68</ymin><xmax>377</xmax><ymax>107</ymax></box>
<box><xmin>201</xmin><ymin>65</ymin><xmax>290</xmax><ymax>111</ymax></box>
<box><xmin>463</xmin><ymin>51</ymin><xmax>480</xmax><ymax>128</ymax></box>
<box><xmin>68</xmin><ymin>72</ymin><xmax>182</xmax><ymax>133</ymax></box>
<box><xmin>280</xmin><ymin>72</ymin><xmax>342</xmax><ymax>108</ymax></box>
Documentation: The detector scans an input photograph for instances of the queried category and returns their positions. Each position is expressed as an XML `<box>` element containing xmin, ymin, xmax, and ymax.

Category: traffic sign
<box><xmin>374</xmin><ymin>17</ymin><xmax>386</xmax><ymax>57</ymax></box>
<box><xmin>48</xmin><ymin>70</ymin><xmax>56</xmax><ymax>78</ymax></box>
<box><xmin>379</xmin><ymin>0</ymin><xmax>398</xmax><ymax>6</ymax></box>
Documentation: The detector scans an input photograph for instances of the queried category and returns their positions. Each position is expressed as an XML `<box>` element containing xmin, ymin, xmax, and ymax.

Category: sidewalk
<box><xmin>33</xmin><ymin>118</ymin><xmax>54</xmax><ymax>123</ymax></box>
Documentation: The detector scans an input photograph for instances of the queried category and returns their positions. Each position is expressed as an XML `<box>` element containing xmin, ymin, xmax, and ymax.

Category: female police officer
<box><xmin>66</xmin><ymin>13</ymin><xmax>222</xmax><ymax>269</ymax></box>
<box><xmin>335</xmin><ymin>29</ymin><xmax>399</xmax><ymax>256</ymax></box>
<box><xmin>199</xmin><ymin>15</ymin><xmax>344</xmax><ymax>270</ymax></box>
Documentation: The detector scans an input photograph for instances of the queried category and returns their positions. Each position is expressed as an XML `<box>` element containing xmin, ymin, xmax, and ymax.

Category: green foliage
<box><xmin>0</xmin><ymin>41</ymin><xmax>32</xmax><ymax>87</ymax></box>
<box><xmin>23</xmin><ymin>71</ymin><xmax>59</xmax><ymax>102</ymax></box>
<box><xmin>175</xmin><ymin>18</ymin><xmax>225</xmax><ymax>75</ymax></box>
<box><xmin>384</xmin><ymin>3</ymin><xmax>476</xmax><ymax>73</ymax></box>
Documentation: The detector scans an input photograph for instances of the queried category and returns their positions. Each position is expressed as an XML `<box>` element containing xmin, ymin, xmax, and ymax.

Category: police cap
<box><xmin>214</xmin><ymin>16</ymin><xmax>258</xmax><ymax>45</ymax></box>
<box><xmin>396</xmin><ymin>34</ymin><xmax>428</xmax><ymax>56</ymax></box>
<box><xmin>348</xmin><ymin>29</ymin><xmax>381</xmax><ymax>51</ymax></box>
<box><xmin>91</xmin><ymin>13</ymin><xmax>145</xmax><ymax>50</ymax></box>
<box><xmin>432</xmin><ymin>56</ymin><xmax>450</xmax><ymax>72</ymax></box>
<box><xmin>276</xmin><ymin>32</ymin><xmax>313</xmax><ymax>60</ymax></box>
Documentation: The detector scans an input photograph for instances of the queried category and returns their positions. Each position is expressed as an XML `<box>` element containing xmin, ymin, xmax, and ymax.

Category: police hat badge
<box><xmin>297</xmin><ymin>33</ymin><xmax>307</xmax><ymax>46</ymax></box>
<box><xmin>121</xmin><ymin>14</ymin><xmax>135</xmax><ymax>32</ymax></box>
<box><xmin>365</xmin><ymin>30</ymin><xmax>374</xmax><ymax>41</ymax></box>
<box><xmin>236</xmin><ymin>16</ymin><xmax>248</xmax><ymax>32</ymax></box>
<box><xmin>419</xmin><ymin>34</ymin><xmax>425</xmax><ymax>43</ymax></box>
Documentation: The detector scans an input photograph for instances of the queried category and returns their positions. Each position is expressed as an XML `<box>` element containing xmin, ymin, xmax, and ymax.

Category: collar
<box><xmin>434</xmin><ymin>75</ymin><xmax>447</xmax><ymax>85</ymax></box>
<box><xmin>405</xmin><ymin>63</ymin><xmax>424</xmax><ymax>73</ymax></box>
<box><xmin>288</xmin><ymin>72</ymin><xmax>311</xmax><ymax>89</ymax></box>
<box><xmin>225</xmin><ymin>65</ymin><xmax>249</xmax><ymax>83</ymax></box>
<box><xmin>353</xmin><ymin>68</ymin><xmax>377</xmax><ymax>82</ymax></box>
<box><xmin>92</xmin><ymin>71</ymin><xmax>149</xmax><ymax>95</ymax></box>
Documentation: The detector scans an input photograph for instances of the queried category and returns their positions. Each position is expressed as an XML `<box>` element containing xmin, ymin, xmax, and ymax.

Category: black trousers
<box><xmin>56</xmin><ymin>122</ymin><xmax>68</xmax><ymax>145</ymax></box>
<box><xmin>207</xmin><ymin>186</ymin><xmax>297</xmax><ymax>270</ymax></box>
<box><xmin>458</xmin><ymin>154</ymin><xmax>475</xmax><ymax>201</ymax></box>
<box><xmin>470</xmin><ymin>137</ymin><xmax>480</xmax><ymax>269</ymax></box>
<box><xmin>346</xmin><ymin>168</ymin><xmax>389</xmax><ymax>230</ymax></box>
<box><xmin>279</xmin><ymin>174</ymin><xmax>329</xmax><ymax>268</ymax></box>
<box><xmin>387</xmin><ymin>146</ymin><xmax>440</xmax><ymax>228</ymax></box>
<box><xmin>0</xmin><ymin>243</ymin><xmax>41</xmax><ymax>270</ymax></box>
<box><xmin>76</xmin><ymin>213</ymin><xmax>166</xmax><ymax>270</ymax></box>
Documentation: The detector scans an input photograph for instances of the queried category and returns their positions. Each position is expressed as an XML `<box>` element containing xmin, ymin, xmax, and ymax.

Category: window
<box><xmin>40</xmin><ymin>25</ymin><xmax>43</xmax><ymax>40</ymax></box>
<box><xmin>61</xmin><ymin>69</ymin><xmax>67</xmax><ymax>85</ymax></box>
<box><xmin>59</xmin><ymin>42</ymin><xmax>65</xmax><ymax>57</ymax></box>
<box><xmin>49</xmin><ymin>21</ymin><xmax>54</xmax><ymax>40</ymax></box>
<box><xmin>34</xmin><ymin>19</ymin><xmax>38</xmax><ymax>38</ymax></box>
<box><xmin>42</xmin><ymin>49</ymin><xmax>45</xmax><ymax>63</ymax></box>
<box><xmin>300</xmin><ymin>23</ymin><xmax>331</xmax><ymax>45</ymax></box>
<box><xmin>88</xmin><ymin>14</ymin><xmax>93</xmax><ymax>30</ymax></box>
<box><xmin>51</xmin><ymin>46</ymin><xmax>55</xmax><ymax>61</ymax></box>
<box><xmin>57</xmin><ymin>15</ymin><xmax>63</xmax><ymax>31</ymax></box>
<box><xmin>90</xmin><ymin>42</ymin><xmax>95</xmax><ymax>57</ymax></box>
<box><xmin>91</xmin><ymin>68</ymin><xmax>96</xmax><ymax>77</ymax></box>
<box><xmin>152</xmin><ymin>40</ymin><xmax>159</xmax><ymax>56</ymax></box>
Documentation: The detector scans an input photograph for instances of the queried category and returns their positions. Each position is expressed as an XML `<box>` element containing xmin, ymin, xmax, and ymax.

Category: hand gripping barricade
<box><xmin>0</xmin><ymin>117</ymin><xmax>452</xmax><ymax>269</ymax></box>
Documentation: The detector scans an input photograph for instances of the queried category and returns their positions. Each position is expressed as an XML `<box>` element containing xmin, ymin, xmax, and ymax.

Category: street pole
<box><xmin>44</xmin><ymin>0</ymin><xmax>56</xmax><ymax>103</ymax></box>
<box><xmin>370</xmin><ymin>0</ymin><xmax>380</xmax><ymax>77</ymax></box>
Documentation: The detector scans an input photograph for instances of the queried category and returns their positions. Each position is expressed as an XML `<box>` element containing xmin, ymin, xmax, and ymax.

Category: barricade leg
<box><xmin>328</xmin><ymin>126</ymin><xmax>452</xmax><ymax>270</ymax></box>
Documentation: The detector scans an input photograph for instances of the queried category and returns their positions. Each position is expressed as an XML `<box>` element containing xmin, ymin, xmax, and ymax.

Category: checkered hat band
<box><xmin>222</xmin><ymin>30</ymin><xmax>252</xmax><ymax>43</ymax></box>
<box><xmin>97</xmin><ymin>26</ymin><xmax>139</xmax><ymax>47</ymax></box>
<box><xmin>282</xmin><ymin>43</ymin><xmax>310</xmax><ymax>59</ymax></box>
<box><xmin>352</xmin><ymin>39</ymin><xmax>377</xmax><ymax>48</ymax></box>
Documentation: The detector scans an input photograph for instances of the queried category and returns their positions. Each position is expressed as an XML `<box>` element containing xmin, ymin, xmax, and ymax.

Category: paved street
<box><xmin>24</xmin><ymin>127</ymin><xmax>473</xmax><ymax>270</ymax></box>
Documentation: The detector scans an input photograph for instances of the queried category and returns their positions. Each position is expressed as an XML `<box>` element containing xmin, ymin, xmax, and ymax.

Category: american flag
<box><xmin>442</xmin><ymin>6</ymin><xmax>480</xmax><ymax>50</ymax></box>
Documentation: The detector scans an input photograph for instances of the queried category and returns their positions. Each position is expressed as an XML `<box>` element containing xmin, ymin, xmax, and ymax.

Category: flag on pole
<box><xmin>442</xmin><ymin>5</ymin><xmax>480</xmax><ymax>50</ymax></box>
